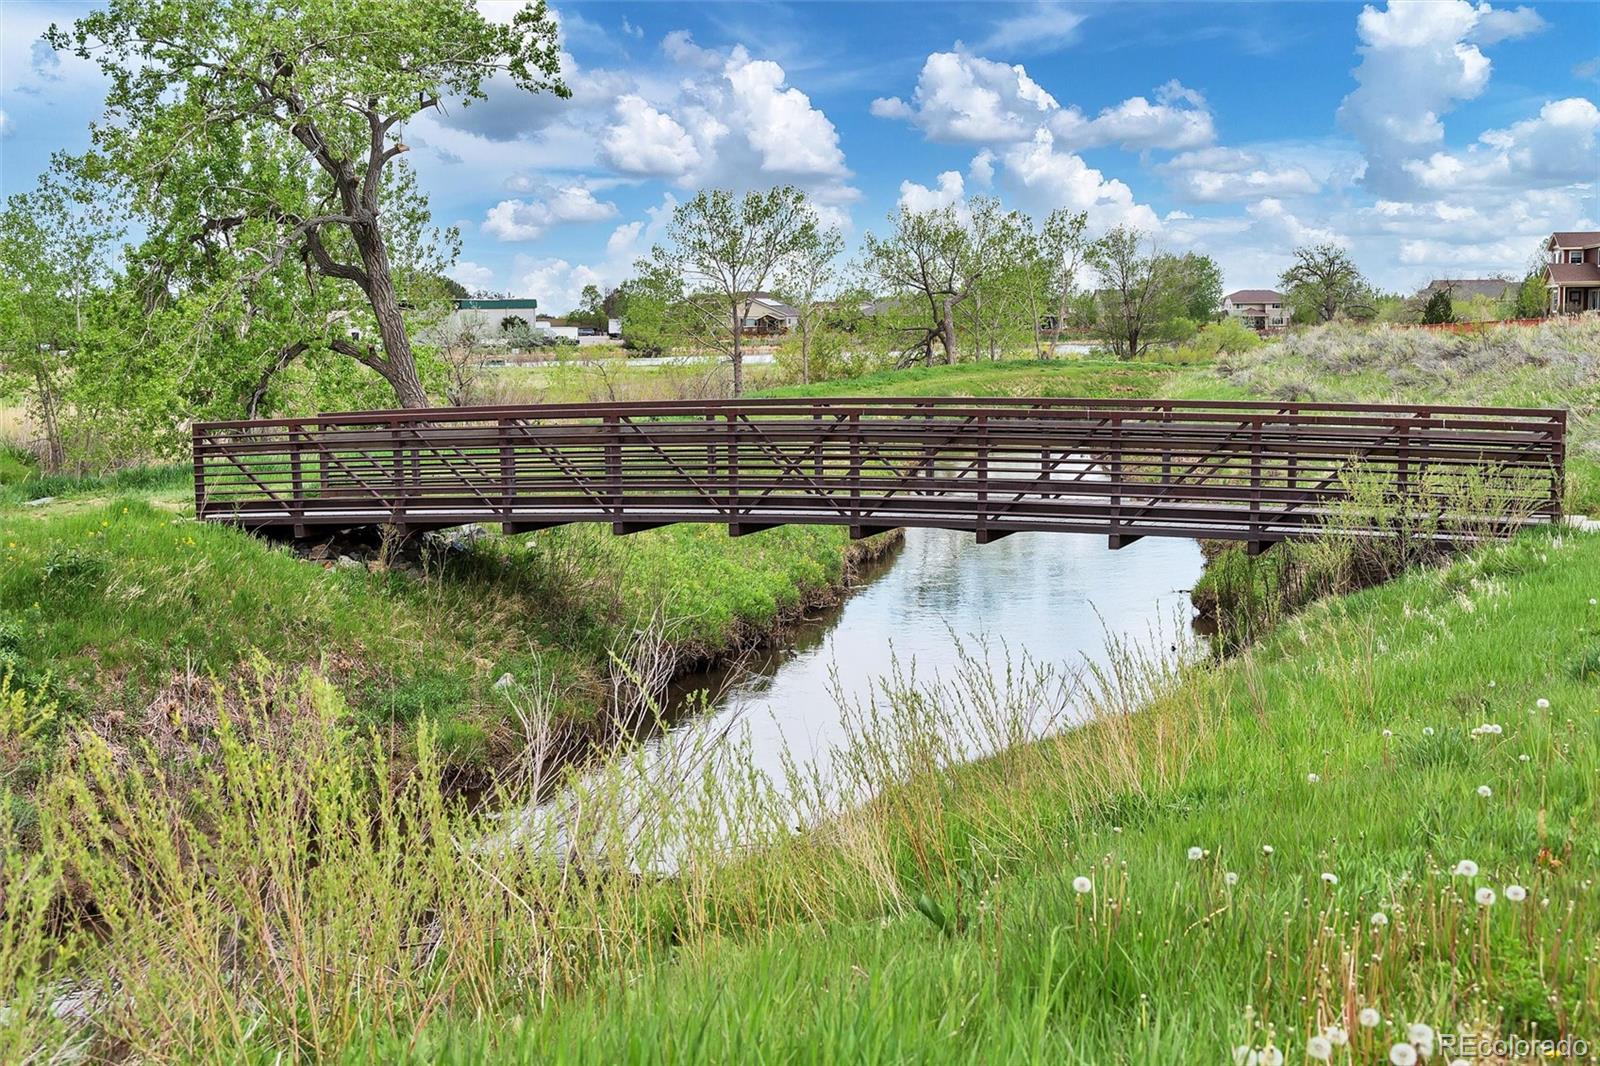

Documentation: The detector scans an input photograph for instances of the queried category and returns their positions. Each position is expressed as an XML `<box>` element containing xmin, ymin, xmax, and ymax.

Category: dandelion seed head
<box><xmin>1453</xmin><ymin>859</ymin><xmax>1479</xmax><ymax>877</ymax></box>
<box><xmin>1325</xmin><ymin>1026</ymin><xmax>1348</xmax><ymax>1046</ymax></box>
<box><xmin>1475</xmin><ymin>886</ymin><xmax>1497</xmax><ymax>906</ymax></box>
<box><xmin>1423</xmin><ymin>726</ymin><xmax>1435</xmax><ymax>736</ymax></box>
<box><xmin>1505</xmin><ymin>884</ymin><xmax>1527</xmax><ymax>902</ymax></box>
<box><xmin>1358</xmin><ymin>1007</ymin><xmax>1381</xmax><ymax>1028</ymax></box>
<box><xmin>1370</xmin><ymin>911</ymin><xmax>1389</xmax><ymax>926</ymax></box>
<box><xmin>1476</xmin><ymin>784</ymin><xmax>1492</xmax><ymax>798</ymax></box>
<box><xmin>1321</xmin><ymin>872</ymin><xmax>1339</xmax><ymax>885</ymax></box>
<box><xmin>1536</xmin><ymin>698</ymin><xmax>1550</xmax><ymax>709</ymax></box>
<box><xmin>1306</xmin><ymin>1035</ymin><xmax>1333</xmax><ymax>1061</ymax></box>
<box><xmin>1187</xmin><ymin>846</ymin><xmax>1204</xmax><ymax>861</ymax></box>
<box><xmin>1307</xmin><ymin>772</ymin><xmax>1320</xmax><ymax>783</ymax></box>
<box><xmin>1262</xmin><ymin>844</ymin><xmax>1274</xmax><ymax>856</ymax></box>
<box><xmin>1072</xmin><ymin>876</ymin><xmax>1093</xmax><ymax>894</ymax></box>
<box><xmin>1389</xmin><ymin>1043</ymin><xmax>1418</xmax><ymax>1066</ymax></box>
<box><xmin>1407</xmin><ymin>1023</ymin><xmax>1434</xmax><ymax>1046</ymax></box>
<box><xmin>1225</xmin><ymin>871</ymin><xmax>1239</xmax><ymax>886</ymax></box>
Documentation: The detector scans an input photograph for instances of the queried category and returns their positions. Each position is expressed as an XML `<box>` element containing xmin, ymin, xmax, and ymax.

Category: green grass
<box><xmin>0</xmin><ymin>497</ymin><xmax>869</xmax><ymax>777</ymax></box>
<box><xmin>6</xmin><ymin>526</ymin><xmax>1595</xmax><ymax>1062</ymax></box>
<box><xmin>381</xmin><ymin>528</ymin><xmax>1600</xmax><ymax>1063</ymax></box>
<box><xmin>762</xmin><ymin>357</ymin><xmax>1187</xmax><ymax>400</ymax></box>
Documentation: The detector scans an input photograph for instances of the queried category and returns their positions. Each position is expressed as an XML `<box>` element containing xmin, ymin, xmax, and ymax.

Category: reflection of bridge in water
<box><xmin>193</xmin><ymin>397</ymin><xmax>1565</xmax><ymax>553</ymax></box>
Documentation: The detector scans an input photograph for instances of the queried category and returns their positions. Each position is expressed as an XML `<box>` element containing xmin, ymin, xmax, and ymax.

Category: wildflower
<box><xmin>1187</xmin><ymin>846</ymin><xmax>1204</xmax><ymax>861</ymax></box>
<box><xmin>1423</xmin><ymin>726</ymin><xmax>1435</xmax><ymax>736</ymax></box>
<box><xmin>1407</xmin><ymin>1023</ymin><xmax>1435</xmax><ymax>1052</ymax></box>
<box><xmin>1306</xmin><ymin>1035</ymin><xmax>1333</xmax><ymax>1062</ymax></box>
<box><xmin>1536</xmin><ymin>698</ymin><xmax>1550</xmax><ymax>710</ymax></box>
<box><xmin>1072</xmin><ymin>876</ymin><xmax>1093</xmax><ymax>894</ymax></box>
<box><xmin>1389</xmin><ymin>1043</ymin><xmax>1418</xmax><ymax>1066</ymax></box>
<box><xmin>1370</xmin><ymin>911</ymin><xmax>1389</xmax><ymax>926</ymax></box>
<box><xmin>1321</xmin><ymin>872</ymin><xmax>1339</xmax><ymax>885</ymax></box>
<box><xmin>1382</xmin><ymin>729</ymin><xmax>1393</xmax><ymax>738</ymax></box>
<box><xmin>1453</xmin><ymin>859</ymin><xmax>1479</xmax><ymax>877</ymax></box>
<box><xmin>1505</xmin><ymin>884</ymin><xmax>1527</xmax><ymax>902</ymax></box>
<box><xmin>1358</xmin><ymin>1007</ymin><xmax>1381</xmax><ymax>1028</ymax></box>
<box><xmin>1307</xmin><ymin>772</ymin><xmax>1320</xmax><ymax>783</ymax></box>
<box><xmin>1262</xmin><ymin>844</ymin><xmax>1274</xmax><ymax>856</ymax></box>
<box><xmin>1475</xmin><ymin>886</ymin><xmax>1496</xmax><ymax>906</ymax></box>
<box><xmin>1476</xmin><ymin>784</ymin><xmax>1492</xmax><ymax>798</ymax></box>
<box><xmin>1233</xmin><ymin>1046</ymin><xmax>1258</xmax><ymax>1066</ymax></box>
<box><xmin>1325</xmin><ymin>1026</ymin><xmax>1349</xmax><ymax>1046</ymax></box>
<box><xmin>1224</xmin><ymin>871</ymin><xmax>1239</xmax><ymax>886</ymax></box>
<box><xmin>1519</xmin><ymin>754</ymin><xmax>1530</xmax><ymax>762</ymax></box>
<box><xmin>1111</xmin><ymin>826</ymin><xmax>1123</xmax><ymax>834</ymax></box>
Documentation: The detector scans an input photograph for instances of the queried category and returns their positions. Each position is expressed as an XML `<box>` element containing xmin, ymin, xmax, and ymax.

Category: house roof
<box><xmin>1546</xmin><ymin>262</ymin><xmax>1600</xmax><ymax>285</ymax></box>
<box><xmin>1225</xmin><ymin>289</ymin><xmax>1282</xmax><ymax>304</ymax></box>
<box><xmin>454</xmin><ymin>298</ymin><xmax>537</xmax><ymax>310</ymax></box>
<box><xmin>1420</xmin><ymin>278</ymin><xmax>1515</xmax><ymax>299</ymax></box>
<box><xmin>1549</xmin><ymin>231</ymin><xmax>1600</xmax><ymax>248</ymax></box>
<box><xmin>742</xmin><ymin>296</ymin><xmax>800</xmax><ymax>318</ymax></box>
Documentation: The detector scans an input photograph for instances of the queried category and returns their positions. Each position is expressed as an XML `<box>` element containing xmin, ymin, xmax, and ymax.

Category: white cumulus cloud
<box><xmin>871</xmin><ymin>51</ymin><xmax>1060</xmax><ymax>144</ymax></box>
<box><xmin>1050</xmin><ymin>81</ymin><xmax>1215</xmax><ymax>151</ymax></box>
<box><xmin>482</xmin><ymin>185</ymin><xmax>619</xmax><ymax>241</ymax></box>
<box><xmin>602</xmin><ymin>95</ymin><xmax>701</xmax><ymax>176</ymax></box>
<box><xmin>1336</xmin><ymin>0</ymin><xmax>1543</xmax><ymax>197</ymax></box>
<box><xmin>1404</xmin><ymin>96</ymin><xmax>1600</xmax><ymax>191</ymax></box>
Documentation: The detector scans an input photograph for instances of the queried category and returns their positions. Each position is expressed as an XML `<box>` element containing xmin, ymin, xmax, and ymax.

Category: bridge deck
<box><xmin>192</xmin><ymin>397</ymin><xmax>1565</xmax><ymax>551</ymax></box>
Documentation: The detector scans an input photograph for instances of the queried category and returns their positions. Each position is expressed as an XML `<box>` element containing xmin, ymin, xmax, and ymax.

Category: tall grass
<box><xmin>1196</xmin><ymin>462</ymin><xmax>1552</xmax><ymax>651</ymax></box>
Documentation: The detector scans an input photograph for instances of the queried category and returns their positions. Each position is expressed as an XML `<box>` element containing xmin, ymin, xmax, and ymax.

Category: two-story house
<box><xmin>1544</xmin><ymin>231</ymin><xmax>1600</xmax><ymax>314</ymax></box>
<box><xmin>1221</xmin><ymin>289</ymin><xmax>1287</xmax><ymax>331</ymax></box>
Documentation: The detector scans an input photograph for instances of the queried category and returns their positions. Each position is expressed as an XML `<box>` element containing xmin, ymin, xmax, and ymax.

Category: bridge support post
<box><xmin>1108</xmin><ymin>533</ymin><xmax>1143</xmax><ymax>550</ymax></box>
<box><xmin>849</xmin><ymin>524</ymin><xmax>897</xmax><ymax>540</ymax></box>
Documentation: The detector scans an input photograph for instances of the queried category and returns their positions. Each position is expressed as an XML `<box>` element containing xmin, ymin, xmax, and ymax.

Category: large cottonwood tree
<box><xmin>49</xmin><ymin>0</ymin><xmax>566</xmax><ymax>408</ymax></box>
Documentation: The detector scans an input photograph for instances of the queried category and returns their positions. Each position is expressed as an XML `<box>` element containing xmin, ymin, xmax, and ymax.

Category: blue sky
<box><xmin>2</xmin><ymin>1</ymin><xmax>1597</xmax><ymax>314</ymax></box>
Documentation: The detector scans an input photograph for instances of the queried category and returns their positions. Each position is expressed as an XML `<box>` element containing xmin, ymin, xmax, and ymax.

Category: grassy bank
<box><xmin>0</xmin><ymin>486</ymin><xmax>894</xmax><ymax>787</ymax></box>
<box><xmin>6</xmin><ymin>526</ymin><xmax>1595</xmax><ymax>1062</ymax></box>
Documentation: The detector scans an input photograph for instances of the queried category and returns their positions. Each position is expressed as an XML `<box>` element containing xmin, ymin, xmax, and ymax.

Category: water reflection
<box><xmin>659</xmin><ymin>527</ymin><xmax>1206</xmax><ymax>787</ymax></box>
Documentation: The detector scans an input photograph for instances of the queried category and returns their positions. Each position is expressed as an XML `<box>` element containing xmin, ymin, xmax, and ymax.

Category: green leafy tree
<box><xmin>1515</xmin><ymin>271</ymin><xmax>1549</xmax><ymax>318</ymax></box>
<box><xmin>1422</xmin><ymin>286</ymin><xmax>1455</xmax><ymax>324</ymax></box>
<box><xmin>774</xmin><ymin>227</ymin><xmax>844</xmax><ymax>384</ymax></box>
<box><xmin>1085</xmin><ymin>228</ymin><xmax>1189</xmax><ymax>360</ymax></box>
<box><xmin>1279</xmin><ymin>243</ymin><xmax>1371</xmax><ymax>323</ymax></box>
<box><xmin>860</xmin><ymin>205</ymin><xmax>976</xmax><ymax>366</ymax></box>
<box><xmin>0</xmin><ymin>180</ymin><xmax>123</xmax><ymax>471</ymax></box>
<box><xmin>1036</xmin><ymin>209</ymin><xmax>1089</xmax><ymax>357</ymax></box>
<box><xmin>641</xmin><ymin>187</ymin><xmax>821</xmax><ymax>395</ymax></box>
<box><xmin>1166</xmin><ymin>253</ymin><xmax>1225</xmax><ymax>324</ymax></box>
<box><xmin>48</xmin><ymin>0</ymin><xmax>565</xmax><ymax>408</ymax></box>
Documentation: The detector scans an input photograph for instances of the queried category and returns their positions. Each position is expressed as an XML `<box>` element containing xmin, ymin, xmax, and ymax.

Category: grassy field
<box><xmin>6</xmin><ymin>522</ymin><xmax>1594</xmax><ymax>1062</ymax></box>
<box><xmin>5</xmin><ymin>324</ymin><xmax>1600</xmax><ymax>1061</ymax></box>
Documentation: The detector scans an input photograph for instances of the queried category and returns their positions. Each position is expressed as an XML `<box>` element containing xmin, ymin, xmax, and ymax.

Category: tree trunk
<box><xmin>731</xmin><ymin>303</ymin><xmax>745</xmax><ymax>397</ymax></box>
<box><xmin>355</xmin><ymin>223</ymin><xmax>429</xmax><ymax>408</ymax></box>
<box><xmin>800</xmin><ymin>321</ymin><xmax>811</xmax><ymax>384</ymax></box>
<box><xmin>33</xmin><ymin>367</ymin><xmax>65</xmax><ymax>474</ymax></box>
<box><xmin>940</xmin><ymin>295</ymin><xmax>957</xmax><ymax>365</ymax></box>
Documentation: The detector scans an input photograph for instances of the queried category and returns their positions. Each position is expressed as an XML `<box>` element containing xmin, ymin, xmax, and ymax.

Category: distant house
<box><xmin>736</xmin><ymin>294</ymin><xmax>800</xmax><ymax>336</ymax></box>
<box><xmin>1221</xmin><ymin>289</ymin><xmax>1287</xmax><ymax>331</ymax></box>
<box><xmin>1544</xmin><ymin>231</ymin><xmax>1600</xmax><ymax>314</ymax></box>
<box><xmin>1418</xmin><ymin>278</ymin><xmax>1516</xmax><ymax>302</ymax></box>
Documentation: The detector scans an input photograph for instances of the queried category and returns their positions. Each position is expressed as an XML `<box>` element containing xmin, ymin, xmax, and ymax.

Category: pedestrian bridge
<box><xmin>192</xmin><ymin>397</ymin><xmax>1565</xmax><ymax>553</ymax></box>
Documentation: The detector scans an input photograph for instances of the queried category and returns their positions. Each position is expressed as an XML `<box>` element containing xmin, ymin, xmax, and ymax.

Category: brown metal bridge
<box><xmin>192</xmin><ymin>397</ymin><xmax>1566</xmax><ymax>552</ymax></box>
